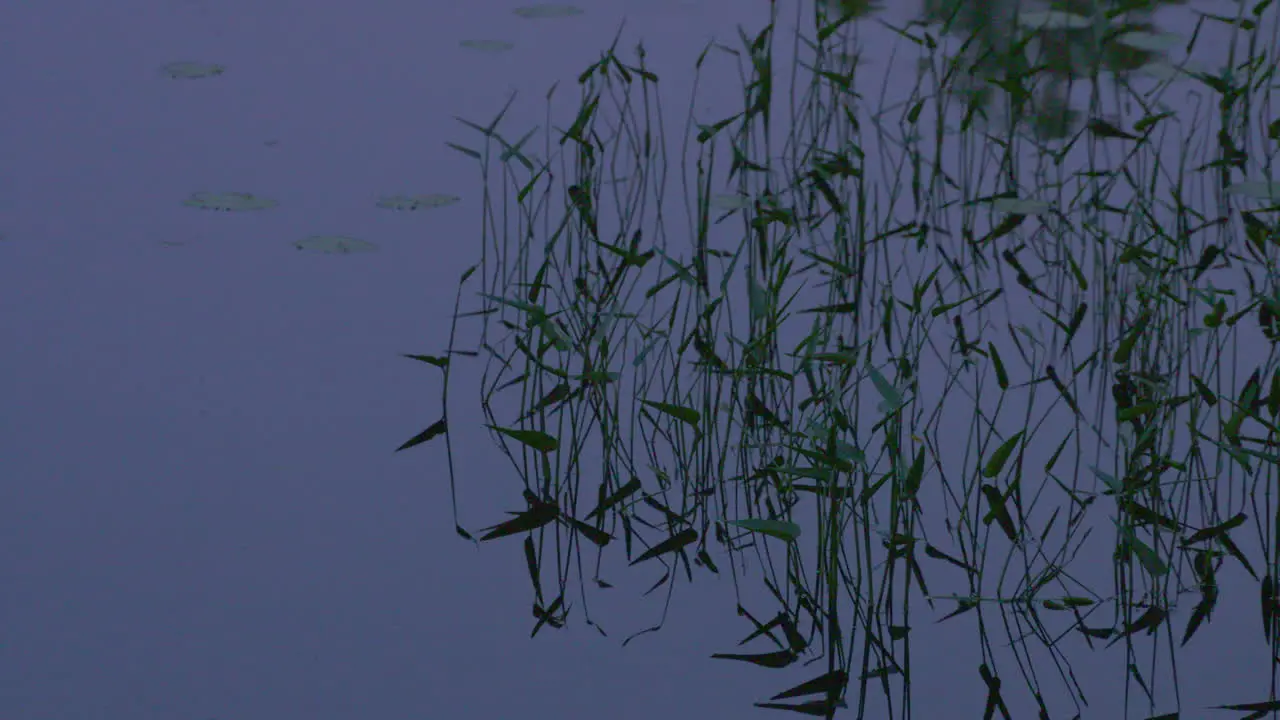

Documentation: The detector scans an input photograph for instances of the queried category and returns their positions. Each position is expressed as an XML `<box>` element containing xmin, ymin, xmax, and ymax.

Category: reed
<box><xmin>399</xmin><ymin>1</ymin><xmax>1280</xmax><ymax>716</ymax></box>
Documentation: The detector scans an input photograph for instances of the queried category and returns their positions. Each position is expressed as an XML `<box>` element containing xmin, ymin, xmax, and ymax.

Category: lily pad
<box><xmin>160</xmin><ymin>61</ymin><xmax>225</xmax><ymax>79</ymax></box>
<box><xmin>1225</xmin><ymin>181</ymin><xmax>1280</xmax><ymax>201</ymax></box>
<box><xmin>709</xmin><ymin>193</ymin><xmax>751</xmax><ymax>211</ymax></box>
<box><xmin>376</xmin><ymin>194</ymin><xmax>461</xmax><ymax>210</ymax></box>
<box><xmin>293</xmin><ymin>235</ymin><xmax>379</xmax><ymax>254</ymax></box>
<box><xmin>992</xmin><ymin>197</ymin><xmax>1050</xmax><ymax>214</ymax></box>
<box><xmin>1135</xmin><ymin>62</ymin><xmax>1181</xmax><ymax>81</ymax></box>
<box><xmin>828</xmin><ymin>50</ymin><xmax>868</xmax><ymax>68</ymax></box>
<box><xmin>460</xmin><ymin>39</ymin><xmax>516</xmax><ymax>53</ymax></box>
<box><xmin>729</xmin><ymin>518</ymin><xmax>802</xmax><ymax>543</ymax></box>
<box><xmin>1114</xmin><ymin>31</ymin><xmax>1182</xmax><ymax>53</ymax></box>
<box><xmin>513</xmin><ymin>4</ymin><xmax>584</xmax><ymax>19</ymax></box>
<box><xmin>1015</xmin><ymin>10</ymin><xmax>1094</xmax><ymax>31</ymax></box>
<box><xmin>182</xmin><ymin>192</ymin><xmax>278</xmax><ymax>211</ymax></box>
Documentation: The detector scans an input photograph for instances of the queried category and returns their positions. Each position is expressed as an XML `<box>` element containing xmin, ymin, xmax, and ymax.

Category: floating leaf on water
<box><xmin>991</xmin><ymin>197</ymin><xmax>1050</xmax><ymax>214</ymax></box>
<box><xmin>160</xmin><ymin>61</ymin><xmax>225</xmax><ymax>79</ymax></box>
<box><xmin>1225</xmin><ymin>181</ymin><xmax>1280</xmax><ymax>201</ymax></box>
<box><xmin>711</xmin><ymin>649</ymin><xmax>799</xmax><ymax>669</ymax></box>
<box><xmin>460</xmin><ymin>39</ymin><xmax>516</xmax><ymax>53</ymax></box>
<box><xmin>293</xmin><ymin>235</ymin><xmax>379</xmax><ymax>254</ymax></box>
<box><xmin>827</xmin><ymin>50</ymin><xmax>868</xmax><ymax>68</ymax></box>
<box><xmin>628</xmin><ymin>527</ymin><xmax>698</xmax><ymax>566</ymax></box>
<box><xmin>396</xmin><ymin>418</ymin><xmax>447</xmax><ymax>452</ymax></box>
<box><xmin>1016</xmin><ymin>10</ymin><xmax>1094</xmax><ymax>30</ymax></box>
<box><xmin>640</xmin><ymin>399</ymin><xmax>701</xmax><ymax>429</ymax></box>
<box><xmin>709</xmin><ymin>193</ymin><xmax>751</xmax><ymax>210</ymax></box>
<box><xmin>376</xmin><ymin>193</ymin><xmax>461</xmax><ymax>210</ymax></box>
<box><xmin>1090</xmin><ymin>465</ymin><xmax>1123</xmax><ymax>495</ymax></box>
<box><xmin>1133</xmin><ymin>59</ymin><xmax>1210</xmax><ymax>83</ymax></box>
<box><xmin>1087</xmin><ymin>118</ymin><xmax>1140</xmax><ymax>140</ymax></box>
<box><xmin>513</xmin><ymin>4</ymin><xmax>584</xmax><ymax>18</ymax></box>
<box><xmin>746</xmin><ymin>272</ymin><xmax>771</xmax><ymax>319</ymax></box>
<box><xmin>729</xmin><ymin>518</ymin><xmax>802</xmax><ymax>543</ymax></box>
<box><xmin>1114</xmin><ymin>31</ymin><xmax>1182</xmax><ymax>53</ymax></box>
<box><xmin>182</xmin><ymin>191</ymin><xmax>278</xmax><ymax>211</ymax></box>
<box><xmin>486</xmin><ymin>424</ymin><xmax>559</xmax><ymax>453</ymax></box>
<box><xmin>867</xmin><ymin>366</ymin><xmax>905</xmax><ymax>413</ymax></box>
<box><xmin>815</xmin><ymin>0</ymin><xmax>884</xmax><ymax>19</ymax></box>
<box><xmin>1136</xmin><ymin>62</ymin><xmax>1181</xmax><ymax>81</ymax></box>
<box><xmin>982</xmin><ymin>430</ymin><xmax>1024</xmax><ymax>479</ymax></box>
<box><xmin>1179</xmin><ymin>60</ymin><xmax>1223</xmax><ymax>77</ymax></box>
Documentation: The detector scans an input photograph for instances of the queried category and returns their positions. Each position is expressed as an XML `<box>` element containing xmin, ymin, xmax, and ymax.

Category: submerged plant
<box><xmin>398</xmin><ymin>0</ymin><xmax>1280</xmax><ymax>717</ymax></box>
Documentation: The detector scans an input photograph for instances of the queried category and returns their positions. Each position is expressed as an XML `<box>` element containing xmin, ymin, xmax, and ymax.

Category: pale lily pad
<box><xmin>992</xmin><ymin>197</ymin><xmax>1050</xmax><ymax>214</ymax></box>
<box><xmin>868</xmin><ymin>366</ymin><xmax>905</xmax><ymax>413</ymax></box>
<box><xmin>376</xmin><ymin>194</ymin><xmax>461</xmax><ymax>210</ymax></box>
<box><xmin>1225</xmin><ymin>181</ymin><xmax>1280</xmax><ymax>201</ymax></box>
<box><xmin>294</xmin><ymin>235</ymin><xmax>379</xmax><ymax>254</ymax></box>
<box><xmin>513</xmin><ymin>4</ymin><xmax>584</xmax><ymax>19</ymax></box>
<box><xmin>1136</xmin><ymin>62</ymin><xmax>1181</xmax><ymax>81</ymax></box>
<box><xmin>160</xmin><ymin>61</ymin><xmax>225</xmax><ymax>79</ymax></box>
<box><xmin>829</xmin><ymin>51</ymin><xmax>868</xmax><ymax>68</ymax></box>
<box><xmin>729</xmin><ymin>518</ymin><xmax>802</xmax><ymax>543</ymax></box>
<box><xmin>747</xmin><ymin>272</ymin><xmax>771</xmax><ymax>318</ymax></box>
<box><xmin>1016</xmin><ymin>10</ymin><xmax>1094</xmax><ymax>31</ymax></box>
<box><xmin>1114</xmin><ymin>31</ymin><xmax>1182</xmax><ymax>53</ymax></box>
<box><xmin>709</xmin><ymin>193</ymin><xmax>751</xmax><ymax>211</ymax></box>
<box><xmin>1139</xmin><ymin>59</ymin><xmax>1215</xmax><ymax>81</ymax></box>
<box><xmin>183</xmin><ymin>192</ymin><xmax>278</xmax><ymax>211</ymax></box>
<box><xmin>460</xmin><ymin>39</ymin><xmax>515</xmax><ymax>53</ymax></box>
